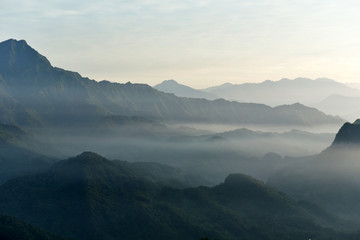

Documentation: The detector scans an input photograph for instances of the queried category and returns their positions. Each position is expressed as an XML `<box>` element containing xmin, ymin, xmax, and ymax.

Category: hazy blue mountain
<box><xmin>314</xmin><ymin>94</ymin><xmax>360</xmax><ymax>121</ymax></box>
<box><xmin>0</xmin><ymin>152</ymin><xmax>355</xmax><ymax>240</ymax></box>
<box><xmin>154</xmin><ymin>79</ymin><xmax>219</xmax><ymax>99</ymax></box>
<box><xmin>95</xmin><ymin>115</ymin><xmax>168</xmax><ymax>139</ymax></box>
<box><xmin>204</xmin><ymin>82</ymin><xmax>233</xmax><ymax>92</ymax></box>
<box><xmin>167</xmin><ymin>127</ymin><xmax>334</xmax><ymax>157</ymax></box>
<box><xmin>268</xmin><ymin>120</ymin><xmax>360</xmax><ymax>222</ymax></box>
<box><xmin>0</xmin><ymin>123</ymin><xmax>54</xmax><ymax>184</ymax></box>
<box><xmin>214</xmin><ymin>127</ymin><xmax>334</xmax><ymax>157</ymax></box>
<box><xmin>0</xmin><ymin>123</ymin><xmax>54</xmax><ymax>154</ymax></box>
<box><xmin>203</xmin><ymin>78</ymin><xmax>360</xmax><ymax>106</ymax></box>
<box><xmin>0</xmin><ymin>39</ymin><xmax>343</xmax><ymax>128</ymax></box>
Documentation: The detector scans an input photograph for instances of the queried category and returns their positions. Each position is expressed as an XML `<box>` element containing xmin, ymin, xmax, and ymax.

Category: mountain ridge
<box><xmin>154</xmin><ymin>79</ymin><xmax>219</xmax><ymax>100</ymax></box>
<box><xmin>0</xmin><ymin>215</ymin><xmax>68</xmax><ymax>240</ymax></box>
<box><xmin>0</xmin><ymin>39</ymin><xmax>343</xmax><ymax>129</ymax></box>
<box><xmin>202</xmin><ymin>77</ymin><xmax>360</xmax><ymax>107</ymax></box>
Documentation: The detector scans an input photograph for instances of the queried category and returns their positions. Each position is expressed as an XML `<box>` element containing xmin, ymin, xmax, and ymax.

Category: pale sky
<box><xmin>1</xmin><ymin>0</ymin><xmax>360</xmax><ymax>88</ymax></box>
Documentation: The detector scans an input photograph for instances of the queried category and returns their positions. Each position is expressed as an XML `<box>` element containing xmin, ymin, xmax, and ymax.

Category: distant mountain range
<box><xmin>154</xmin><ymin>78</ymin><xmax>360</xmax><ymax>120</ymax></box>
<box><xmin>155</xmin><ymin>78</ymin><xmax>360</xmax><ymax>107</ymax></box>
<box><xmin>154</xmin><ymin>79</ymin><xmax>219</xmax><ymax>100</ymax></box>
<box><xmin>0</xmin><ymin>39</ymin><xmax>343</xmax><ymax>129</ymax></box>
<box><xmin>313</xmin><ymin>94</ymin><xmax>360</xmax><ymax>121</ymax></box>
<box><xmin>212</xmin><ymin>128</ymin><xmax>334</xmax><ymax>157</ymax></box>
<box><xmin>202</xmin><ymin>78</ymin><xmax>360</xmax><ymax>106</ymax></box>
<box><xmin>0</xmin><ymin>152</ymin><xmax>356</xmax><ymax>240</ymax></box>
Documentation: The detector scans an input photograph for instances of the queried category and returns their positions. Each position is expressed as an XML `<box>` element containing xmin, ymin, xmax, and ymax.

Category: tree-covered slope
<box><xmin>0</xmin><ymin>215</ymin><xmax>69</xmax><ymax>240</ymax></box>
<box><xmin>0</xmin><ymin>152</ymin><xmax>356</xmax><ymax>240</ymax></box>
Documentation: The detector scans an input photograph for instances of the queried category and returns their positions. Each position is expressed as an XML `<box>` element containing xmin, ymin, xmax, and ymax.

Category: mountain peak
<box><xmin>50</xmin><ymin>152</ymin><xmax>137</xmax><ymax>183</ymax></box>
<box><xmin>0</xmin><ymin>38</ymin><xmax>51</xmax><ymax>74</ymax></box>
<box><xmin>223</xmin><ymin>173</ymin><xmax>262</xmax><ymax>188</ymax></box>
<box><xmin>3</xmin><ymin>39</ymin><xmax>28</xmax><ymax>46</ymax></box>
<box><xmin>52</xmin><ymin>152</ymin><xmax>111</xmax><ymax>173</ymax></box>
<box><xmin>332</xmin><ymin>120</ymin><xmax>360</xmax><ymax>145</ymax></box>
<box><xmin>162</xmin><ymin>79</ymin><xmax>178</xmax><ymax>84</ymax></box>
<box><xmin>64</xmin><ymin>151</ymin><xmax>108</xmax><ymax>165</ymax></box>
<box><xmin>154</xmin><ymin>79</ymin><xmax>219</xmax><ymax>100</ymax></box>
<box><xmin>353</xmin><ymin>119</ymin><xmax>360</xmax><ymax>125</ymax></box>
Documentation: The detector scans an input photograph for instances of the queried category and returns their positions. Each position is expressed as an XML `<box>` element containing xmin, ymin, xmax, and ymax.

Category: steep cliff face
<box><xmin>332</xmin><ymin>119</ymin><xmax>360</xmax><ymax>145</ymax></box>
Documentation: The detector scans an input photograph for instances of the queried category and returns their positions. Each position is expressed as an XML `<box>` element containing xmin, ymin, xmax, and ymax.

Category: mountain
<box><xmin>0</xmin><ymin>77</ymin><xmax>43</xmax><ymax>128</ymax></box>
<box><xmin>0</xmin><ymin>123</ymin><xmax>54</xmax><ymax>184</ymax></box>
<box><xmin>214</xmin><ymin>127</ymin><xmax>334</xmax><ymax>157</ymax></box>
<box><xmin>314</xmin><ymin>94</ymin><xmax>360</xmax><ymax>121</ymax></box>
<box><xmin>332</xmin><ymin>119</ymin><xmax>360</xmax><ymax>145</ymax></box>
<box><xmin>0</xmin><ymin>215</ymin><xmax>68</xmax><ymax>240</ymax></box>
<box><xmin>346</xmin><ymin>82</ymin><xmax>360</xmax><ymax>90</ymax></box>
<box><xmin>268</xmin><ymin>120</ymin><xmax>360</xmax><ymax>222</ymax></box>
<box><xmin>0</xmin><ymin>39</ymin><xmax>343</xmax><ymax>129</ymax></box>
<box><xmin>0</xmin><ymin>152</ymin><xmax>356</xmax><ymax>240</ymax></box>
<box><xmin>154</xmin><ymin>79</ymin><xmax>219</xmax><ymax>100</ymax></box>
<box><xmin>203</xmin><ymin>78</ymin><xmax>360</xmax><ymax>107</ymax></box>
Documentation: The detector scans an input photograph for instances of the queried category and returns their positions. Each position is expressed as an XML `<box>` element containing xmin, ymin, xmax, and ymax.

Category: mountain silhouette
<box><xmin>154</xmin><ymin>79</ymin><xmax>219</xmax><ymax>99</ymax></box>
<box><xmin>203</xmin><ymin>77</ymin><xmax>360</xmax><ymax>106</ymax></box>
<box><xmin>314</xmin><ymin>94</ymin><xmax>360</xmax><ymax>120</ymax></box>
<box><xmin>332</xmin><ymin>119</ymin><xmax>360</xmax><ymax>145</ymax></box>
<box><xmin>0</xmin><ymin>39</ymin><xmax>343</xmax><ymax>128</ymax></box>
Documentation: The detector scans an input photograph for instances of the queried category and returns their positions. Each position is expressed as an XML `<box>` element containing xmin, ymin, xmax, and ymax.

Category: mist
<box><xmin>268</xmin><ymin>145</ymin><xmax>360</xmax><ymax>222</ymax></box>
<box><xmin>2</xmin><ymin>38</ymin><xmax>360</xmax><ymax>239</ymax></box>
<box><xmin>158</xmin><ymin>78</ymin><xmax>360</xmax><ymax>122</ymax></box>
<box><xmin>30</xmin><ymin>120</ymin><xmax>337</xmax><ymax>185</ymax></box>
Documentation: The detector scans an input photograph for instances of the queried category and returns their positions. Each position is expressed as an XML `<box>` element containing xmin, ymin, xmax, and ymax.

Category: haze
<box><xmin>3</xmin><ymin>1</ymin><xmax>360</xmax><ymax>238</ymax></box>
<box><xmin>2</xmin><ymin>0</ymin><xmax>360</xmax><ymax>88</ymax></box>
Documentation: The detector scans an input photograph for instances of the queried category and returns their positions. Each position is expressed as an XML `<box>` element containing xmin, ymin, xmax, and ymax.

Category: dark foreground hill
<box><xmin>269</xmin><ymin>119</ymin><xmax>360</xmax><ymax>222</ymax></box>
<box><xmin>0</xmin><ymin>39</ymin><xmax>343</xmax><ymax>129</ymax></box>
<box><xmin>0</xmin><ymin>215</ymin><xmax>68</xmax><ymax>240</ymax></box>
<box><xmin>0</xmin><ymin>152</ymin><xmax>358</xmax><ymax>240</ymax></box>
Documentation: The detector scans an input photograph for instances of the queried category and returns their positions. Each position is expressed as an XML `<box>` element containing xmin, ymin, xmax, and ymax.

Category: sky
<box><xmin>1</xmin><ymin>0</ymin><xmax>360</xmax><ymax>88</ymax></box>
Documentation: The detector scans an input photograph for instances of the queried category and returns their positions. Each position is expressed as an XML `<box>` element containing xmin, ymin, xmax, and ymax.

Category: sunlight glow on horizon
<box><xmin>1</xmin><ymin>0</ymin><xmax>360</xmax><ymax>88</ymax></box>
